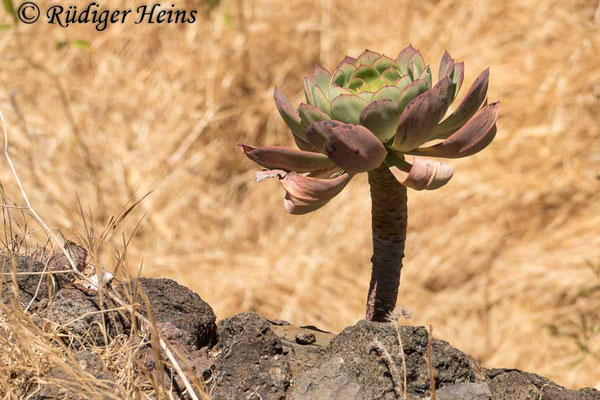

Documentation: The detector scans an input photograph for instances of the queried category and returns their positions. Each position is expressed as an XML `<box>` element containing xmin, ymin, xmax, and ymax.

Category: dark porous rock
<box><xmin>270</xmin><ymin>324</ymin><xmax>334</xmax><ymax>348</ymax></box>
<box><xmin>211</xmin><ymin>311</ymin><xmax>290</xmax><ymax>400</ymax></box>
<box><xmin>291</xmin><ymin>356</ymin><xmax>367</xmax><ymax>400</ymax></box>
<box><xmin>138</xmin><ymin>321</ymin><xmax>217</xmax><ymax>386</ymax></box>
<box><xmin>9</xmin><ymin>266</ymin><xmax>598</xmax><ymax>400</ymax></box>
<box><xmin>36</xmin><ymin>349</ymin><xmax>114</xmax><ymax>399</ymax></box>
<box><xmin>0</xmin><ymin>255</ymin><xmax>69</xmax><ymax>306</ymax></box>
<box><xmin>210</xmin><ymin>314</ymin><xmax>600</xmax><ymax>400</ymax></box>
<box><xmin>270</xmin><ymin>324</ymin><xmax>332</xmax><ymax>395</ymax></box>
<box><xmin>295</xmin><ymin>331</ymin><xmax>316</xmax><ymax>345</ymax></box>
<box><xmin>49</xmin><ymin>287</ymin><xmax>127</xmax><ymax>347</ymax></box>
<box><xmin>291</xmin><ymin>320</ymin><xmax>479</xmax><ymax>399</ymax></box>
<box><xmin>156</xmin><ymin>321</ymin><xmax>197</xmax><ymax>352</ymax></box>
<box><xmin>267</xmin><ymin>318</ymin><xmax>292</xmax><ymax>326</ymax></box>
<box><xmin>488</xmin><ymin>369</ymin><xmax>600</xmax><ymax>400</ymax></box>
<box><xmin>138</xmin><ymin>321</ymin><xmax>198</xmax><ymax>370</ymax></box>
<box><xmin>291</xmin><ymin>320</ymin><xmax>404</xmax><ymax>399</ymax></box>
<box><xmin>188</xmin><ymin>347</ymin><xmax>216</xmax><ymax>381</ymax></box>
<box><xmin>116</xmin><ymin>278</ymin><xmax>217</xmax><ymax>349</ymax></box>
<box><xmin>431</xmin><ymin>332</ymin><xmax>481</xmax><ymax>387</ymax></box>
<box><xmin>436</xmin><ymin>382</ymin><xmax>491</xmax><ymax>400</ymax></box>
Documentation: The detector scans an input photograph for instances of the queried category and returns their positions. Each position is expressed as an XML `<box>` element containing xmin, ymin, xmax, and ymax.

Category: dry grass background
<box><xmin>0</xmin><ymin>0</ymin><xmax>599</xmax><ymax>391</ymax></box>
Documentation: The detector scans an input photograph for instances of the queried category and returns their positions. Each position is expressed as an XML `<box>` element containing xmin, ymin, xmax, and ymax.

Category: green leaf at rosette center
<box><xmin>332</xmin><ymin>69</ymin><xmax>346</xmax><ymax>87</ymax></box>
<box><xmin>359</xmin><ymin>99</ymin><xmax>401</xmax><ymax>144</ymax></box>
<box><xmin>397</xmin><ymin>79</ymin><xmax>429</xmax><ymax>115</ymax></box>
<box><xmin>381</xmin><ymin>67</ymin><xmax>401</xmax><ymax>83</ymax></box>
<box><xmin>311</xmin><ymin>66</ymin><xmax>332</xmax><ymax>91</ymax></box>
<box><xmin>312</xmin><ymin>85</ymin><xmax>331</xmax><ymax>115</ymax></box>
<box><xmin>356</xmin><ymin>50</ymin><xmax>381</xmax><ymax>66</ymax></box>
<box><xmin>352</xmin><ymin>65</ymin><xmax>379</xmax><ymax>83</ymax></box>
<box><xmin>274</xmin><ymin>88</ymin><xmax>307</xmax><ymax>141</ymax></box>
<box><xmin>304</xmin><ymin>78</ymin><xmax>316</xmax><ymax>105</ymax></box>
<box><xmin>348</xmin><ymin>77</ymin><xmax>365</xmax><ymax>91</ymax></box>
<box><xmin>419</xmin><ymin>66</ymin><xmax>432</xmax><ymax>89</ymax></box>
<box><xmin>372</xmin><ymin>86</ymin><xmax>403</xmax><ymax>103</ymax></box>
<box><xmin>330</xmin><ymin>94</ymin><xmax>368</xmax><ymax>124</ymax></box>
<box><xmin>298</xmin><ymin>103</ymin><xmax>331</xmax><ymax>130</ymax></box>
<box><xmin>373</xmin><ymin>55</ymin><xmax>399</xmax><ymax>74</ymax></box>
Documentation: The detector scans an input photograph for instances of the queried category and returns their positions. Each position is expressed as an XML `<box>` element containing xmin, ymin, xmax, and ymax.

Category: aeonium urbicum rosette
<box><xmin>239</xmin><ymin>46</ymin><xmax>499</xmax><ymax>321</ymax></box>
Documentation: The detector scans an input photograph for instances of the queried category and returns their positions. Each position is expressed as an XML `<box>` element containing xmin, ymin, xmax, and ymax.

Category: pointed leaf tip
<box><xmin>303</xmin><ymin>77</ymin><xmax>316</xmax><ymax>105</ymax></box>
<box><xmin>273</xmin><ymin>88</ymin><xmax>307</xmax><ymax>142</ymax></box>
<box><xmin>432</xmin><ymin>67</ymin><xmax>490</xmax><ymax>138</ymax></box>
<box><xmin>410</xmin><ymin>102</ymin><xmax>499</xmax><ymax>158</ymax></box>
<box><xmin>373</xmin><ymin>55</ymin><xmax>399</xmax><ymax>74</ymax></box>
<box><xmin>311</xmin><ymin>65</ymin><xmax>332</xmax><ymax>91</ymax></box>
<box><xmin>239</xmin><ymin>144</ymin><xmax>334</xmax><ymax>172</ymax></box>
<box><xmin>438</xmin><ymin>50</ymin><xmax>454</xmax><ymax>82</ymax></box>
<box><xmin>336</xmin><ymin>55</ymin><xmax>357</xmax><ymax>69</ymax></box>
<box><xmin>356</xmin><ymin>50</ymin><xmax>381</xmax><ymax>66</ymax></box>
<box><xmin>396</xmin><ymin>45</ymin><xmax>424</xmax><ymax>74</ymax></box>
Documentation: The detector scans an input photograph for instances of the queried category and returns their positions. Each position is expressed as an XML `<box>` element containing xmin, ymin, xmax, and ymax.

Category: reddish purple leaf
<box><xmin>391</xmin><ymin>91</ymin><xmax>445</xmax><ymax>152</ymax></box>
<box><xmin>238</xmin><ymin>144</ymin><xmax>333</xmax><ymax>172</ymax></box>
<box><xmin>274</xmin><ymin>87</ymin><xmax>308</xmax><ymax>144</ymax></box>
<box><xmin>438</xmin><ymin>50</ymin><xmax>454</xmax><ymax>81</ymax></box>
<box><xmin>282</xmin><ymin>172</ymin><xmax>352</xmax><ymax>214</ymax></box>
<box><xmin>308</xmin><ymin>120</ymin><xmax>387</xmax><ymax>173</ymax></box>
<box><xmin>393</xmin><ymin>157</ymin><xmax>454</xmax><ymax>190</ymax></box>
<box><xmin>293</xmin><ymin>134</ymin><xmax>318</xmax><ymax>152</ymax></box>
<box><xmin>254</xmin><ymin>169</ymin><xmax>353</xmax><ymax>214</ymax></box>
<box><xmin>430</xmin><ymin>76</ymin><xmax>455</xmax><ymax>116</ymax></box>
<box><xmin>306</xmin><ymin>119</ymin><xmax>344</xmax><ymax>151</ymax></box>
<box><xmin>409</xmin><ymin>102</ymin><xmax>499</xmax><ymax>158</ymax></box>
<box><xmin>433</xmin><ymin>68</ymin><xmax>490</xmax><ymax>138</ymax></box>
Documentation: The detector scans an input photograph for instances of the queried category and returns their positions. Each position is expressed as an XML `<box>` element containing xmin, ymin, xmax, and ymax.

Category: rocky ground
<box><xmin>2</xmin><ymin>254</ymin><xmax>599</xmax><ymax>399</ymax></box>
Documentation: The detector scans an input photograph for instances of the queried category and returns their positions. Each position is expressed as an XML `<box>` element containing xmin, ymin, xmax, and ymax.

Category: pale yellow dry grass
<box><xmin>0</xmin><ymin>0</ymin><xmax>599</xmax><ymax>391</ymax></box>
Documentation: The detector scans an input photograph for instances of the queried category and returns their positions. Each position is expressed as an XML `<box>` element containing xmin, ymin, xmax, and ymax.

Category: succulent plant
<box><xmin>239</xmin><ymin>46</ymin><xmax>498</xmax><ymax>321</ymax></box>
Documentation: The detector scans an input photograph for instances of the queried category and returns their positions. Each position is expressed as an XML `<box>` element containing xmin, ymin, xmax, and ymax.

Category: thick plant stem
<box><xmin>366</xmin><ymin>165</ymin><xmax>408</xmax><ymax>321</ymax></box>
